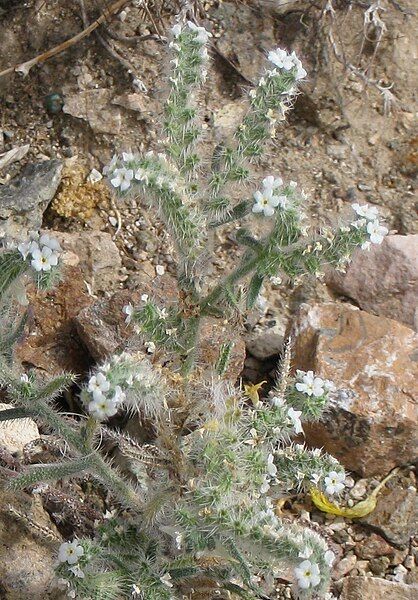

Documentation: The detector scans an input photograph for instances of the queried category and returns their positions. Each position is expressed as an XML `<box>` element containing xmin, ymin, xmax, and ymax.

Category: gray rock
<box><xmin>0</xmin><ymin>160</ymin><xmax>63</xmax><ymax>239</ymax></box>
<box><xmin>361</xmin><ymin>484</ymin><xmax>417</xmax><ymax>547</ymax></box>
<box><xmin>246</xmin><ymin>326</ymin><xmax>284</xmax><ymax>359</ymax></box>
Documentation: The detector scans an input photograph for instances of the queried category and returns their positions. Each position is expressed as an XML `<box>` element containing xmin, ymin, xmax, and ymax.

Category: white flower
<box><xmin>324</xmin><ymin>470</ymin><xmax>346</xmax><ymax>495</ymax></box>
<box><xmin>268</xmin><ymin>48</ymin><xmax>294</xmax><ymax>71</ymax></box>
<box><xmin>290</xmin><ymin>52</ymin><xmax>307</xmax><ymax>80</ymax></box>
<box><xmin>20</xmin><ymin>374</ymin><xmax>29</xmax><ymax>383</ymax></box>
<box><xmin>111</xmin><ymin>167</ymin><xmax>134</xmax><ymax>192</ymax></box>
<box><xmin>58</xmin><ymin>541</ymin><xmax>84</xmax><ymax>565</ymax></box>
<box><xmin>160</xmin><ymin>573</ymin><xmax>173</xmax><ymax>588</ymax></box>
<box><xmin>266</xmin><ymin>453</ymin><xmax>277</xmax><ymax>477</ymax></box>
<box><xmin>112</xmin><ymin>386</ymin><xmax>126</xmax><ymax>405</ymax></box>
<box><xmin>88</xmin><ymin>396</ymin><xmax>118</xmax><ymax>420</ymax></box>
<box><xmin>88</xmin><ymin>372</ymin><xmax>110</xmax><ymax>400</ymax></box>
<box><xmin>134</xmin><ymin>168</ymin><xmax>148</xmax><ymax>183</ymax></box>
<box><xmin>310</xmin><ymin>472</ymin><xmax>321</xmax><ymax>485</ymax></box>
<box><xmin>187</xmin><ymin>21</ymin><xmax>212</xmax><ymax>44</ymax></box>
<box><xmin>260</xmin><ymin>475</ymin><xmax>270</xmax><ymax>494</ymax></box>
<box><xmin>352</xmin><ymin>202</ymin><xmax>379</xmax><ymax>221</ymax></box>
<box><xmin>18</xmin><ymin>239</ymin><xmax>38</xmax><ymax>260</ymax></box>
<box><xmin>31</xmin><ymin>246</ymin><xmax>59</xmax><ymax>272</ymax></box>
<box><xmin>267</xmin><ymin>49</ymin><xmax>306</xmax><ymax>80</ymax></box>
<box><xmin>39</xmin><ymin>233</ymin><xmax>61</xmax><ymax>252</ymax></box>
<box><xmin>324</xmin><ymin>550</ymin><xmax>335</xmax><ymax>566</ymax></box>
<box><xmin>270</xmin><ymin>395</ymin><xmax>285</xmax><ymax>407</ymax></box>
<box><xmin>367</xmin><ymin>220</ymin><xmax>388</xmax><ymax>244</ymax></box>
<box><xmin>287</xmin><ymin>407</ymin><xmax>303</xmax><ymax>434</ymax></box>
<box><xmin>122</xmin><ymin>151</ymin><xmax>135</xmax><ymax>162</ymax></box>
<box><xmin>171</xmin><ymin>23</ymin><xmax>182</xmax><ymax>38</ymax></box>
<box><xmin>324</xmin><ymin>379</ymin><xmax>336</xmax><ymax>392</ymax></box>
<box><xmin>103</xmin><ymin>154</ymin><xmax>118</xmax><ymax>175</ymax></box>
<box><xmin>294</xmin><ymin>560</ymin><xmax>321</xmax><ymax>589</ymax></box>
<box><xmin>69</xmin><ymin>564</ymin><xmax>85</xmax><ymax>578</ymax></box>
<box><xmin>145</xmin><ymin>341</ymin><xmax>156</xmax><ymax>354</ymax></box>
<box><xmin>295</xmin><ymin>371</ymin><xmax>325</xmax><ymax>397</ymax></box>
<box><xmin>123</xmin><ymin>303</ymin><xmax>134</xmax><ymax>324</ymax></box>
<box><xmin>298</xmin><ymin>545</ymin><xmax>313</xmax><ymax>559</ymax></box>
<box><xmin>253</xmin><ymin>185</ymin><xmax>281</xmax><ymax>217</ymax></box>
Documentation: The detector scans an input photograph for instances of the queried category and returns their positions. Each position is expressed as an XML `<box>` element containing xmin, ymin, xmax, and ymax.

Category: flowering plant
<box><xmin>0</xmin><ymin>18</ymin><xmax>385</xmax><ymax>600</ymax></box>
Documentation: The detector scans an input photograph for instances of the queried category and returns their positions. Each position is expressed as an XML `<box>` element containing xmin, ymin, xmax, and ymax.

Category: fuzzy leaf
<box><xmin>246</xmin><ymin>273</ymin><xmax>264</xmax><ymax>309</ymax></box>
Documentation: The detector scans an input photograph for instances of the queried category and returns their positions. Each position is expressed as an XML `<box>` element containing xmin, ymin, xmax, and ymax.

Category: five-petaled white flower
<box><xmin>58</xmin><ymin>540</ymin><xmax>84</xmax><ymax>565</ymax></box>
<box><xmin>31</xmin><ymin>246</ymin><xmax>59</xmax><ymax>272</ymax></box>
<box><xmin>352</xmin><ymin>203</ymin><xmax>379</xmax><ymax>221</ymax></box>
<box><xmin>294</xmin><ymin>560</ymin><xmax>321</xmax><ymax>589</ymax></box>
<box><xmin>111</xmin><ymin>167</ymin><xmax>134</xmax><ymax>192</ymax></box>
<box><xmin>287</xmin><ymin>407</ymin><xmax>303</xmax><ymax>434</ymax></box>
<box><xmin>324</xmin><ymin>470</ymin><xmax>346</xmax><ymax>495</ymax></box>
<box><xmin>88</xmin><ymin>396</ymin><xmax>118</xmax><ymax>420</ymax></box>
<box><xmin>295</xmin><ymin>371</ymin><xmax>325</xmax><ymax>397</ymax></box>
<box><xmin>88</xmin><ymin>372</ymin><xmax>110</xmax><ymax>400</ymax></box>
<box><xmin>298</xmin><ymin>545</ymin><xmax>313</xmax><ymax>559</ymax></box>
<box><xmin>123</xmin><ymin>303</ymin><xmax>134</xmax><ymax>324</ymax></box>
<box><xmin>253</xmin><ymin>177</ymin><xmax>283</xmax><ymax>217</ymax></box>
<box><xmin>367</xmin><ymin>220</ymin><xmax>388</xmax><ymax>245</ymax></box>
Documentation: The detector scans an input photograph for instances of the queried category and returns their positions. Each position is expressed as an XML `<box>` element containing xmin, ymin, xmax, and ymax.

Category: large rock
<box><xmin>54</xmin><ymin>231</ymin><xmax>122</xmax><ymax>294</ymax></box>
<box><xmin>326</xmin><ymin>235</ymin><xmax>418</xmax><ymax>330</ymax></box>
<box><xmin>63</xmin><ymin>89</ymin><xmax>121</xmax><ymax>135</ymax></box>
<box><xmin>0</xmin><ymin>402</ymin><xmax>39</xmax><ymax>456</ymax></box>
<box><xmin>0</xmin><ymin>160</ymin><xmax>62</xmax><ymax>239</ymax></box>
<box><xmin>290</xmin><ymin>303</ymin><xmax>418</xmax><ymax>476</ymax></box>
<box><xmin>0</xmin><ymin>489</ymin><xmax>63</xmax><ymax>599</ymax></box>
<box><xmin>360</xmin><ymin>477</ymin><xmax>417</xmax><ymax>547</ymax></box>
<box><xmin>341</xmin><ymin>576</ymin><xmax>417</xmax><ymax>600</ymax></box>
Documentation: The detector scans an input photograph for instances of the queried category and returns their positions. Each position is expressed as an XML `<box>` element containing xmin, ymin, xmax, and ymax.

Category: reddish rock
<box><xmin>341</xmin><ymin>576</ymin><xmax>417</xmax><ymax>600</ymax></box>
<box><xmin>290</xmin><ymin>303</ymin><xmax>418</xmax><ymax>476</ymax></box>
<box><xmin>16</xmin><ymin>265</ymin><xmax>93</xmax><ymax>375</ymax></box>
<box><xmin>355</xmin><ymin>533</ymin><xmax>396</xmax><ymax>560</ymax></box>
<box><xmin>326</xmin><ymin>235</ymin><xmax>418</xmax><ymax>330</ymax></box>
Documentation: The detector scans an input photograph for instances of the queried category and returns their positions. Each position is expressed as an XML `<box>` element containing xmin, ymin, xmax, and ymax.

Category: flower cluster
<box><xmin>295</xmin><ymin>370</ymin><xmax>335</xmax><ymax>398</ymax></box>
<box><xmin>267</xmin><ymin>47</ymin><xmax>307</xmax><ymax>81</ymax></box>
<box><xmin>351</xmin><ymin>202</ymin><xmax>388</xmax><ymax>249</ymax></box>
<box><xmin>82</xmin><ymin>352</ymin><xmax>166</xmax><ymax>421</ymax></box>
<box><xmin>17</xmin><ymin>231</ymin><xmax>62</xmax><ymax>273</ymax></box>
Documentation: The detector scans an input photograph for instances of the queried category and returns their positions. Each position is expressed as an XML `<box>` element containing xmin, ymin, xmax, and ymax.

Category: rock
<box><xmin>54</xmin><ymin>231</ymin><xmax>122</xmax><ymax>294</ymax></box>
<box><xmin>333</xmin><ymin>554</ymin><xmax>357</xmax><ymax>580</ymax></box>
<box><xmin>361</xmin><ymin>482</ymin><xmax>417</xmax><ymax>547</ymax></box>
<box><xmin>16</xmin><ymin>265</ymin><xmax>93</xmax><ymax>375</ymax></box>
<box><xmin>246</xmin><ymin>325</ymin><xmax>284</xmax><ymax>360</ymax></box>
<box><xmin>0</xmin><ymin>488</ymin><xmax>63</xmax><ymax>599</ymax></box>
<box><xmin>75</xmin><ymin>272</ymin><xmax>246</xmax><ymax>380</ymax></box>
<box><xmin>63</xmin><ymin>89</ymin><xmax>122</xmax><ymax>135</ymax></box>
<box><xmin>112</xmin><ymin>93</ymin><xmax>158</xmax><ymax>119</ymax></box>
<box><xmin>350</xmin><ymin>479</ymin><xmax>368</xmax><ymax>500</ymax></box>
<box><xmin>326</xmin><ymin>235</ymin><xmax>418</xmax><ymax>330</ymax></box>
<box><xmin>213</xmin><ymin>102</ymin><xmax>247</xmax><ymax>143</ymax></box>
<box><xmin>355</xmin><ymin>533</ymin><xmax>395</xmax><ymax>560</ymax></box>
<box><xmin>290</xmin><ymin>303</ymin><xmax>418</xmax><ymax>476</ymax></box>
<box><xmin>0</xmin><ymin>160</ymin><xmax>63</xmax><ymax>239</ymax></box>
<box><xmin>341</xmin><ymin>576</ymin><xmax>418</xmax><ymax>600</ymax></box>
<box><xmin>369</xmin><ymin>556</ymin><xmax>391</xmax><ymax>576</ymax></box>
<box><xmin>0</xmin><ymin>144</ymin><xmax>30</xmax><ymax>173</ymax></box>
<box><xmin>0</xmin><ymin>402</ymin><xmax>39</xmax><ymax>455</ymax></box>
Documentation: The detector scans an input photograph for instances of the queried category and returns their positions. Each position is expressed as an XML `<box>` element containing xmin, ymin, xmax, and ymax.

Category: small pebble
<box><xmin>155</xmin><ymin>264</ymin><xmax>165</xmax><ymax>276</ymax></box>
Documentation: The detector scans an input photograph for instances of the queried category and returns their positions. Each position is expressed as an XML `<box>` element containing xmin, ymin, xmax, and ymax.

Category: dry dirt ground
<box><xmin>0</xmin><ymin>0</ymin><xmax>417</xmax><ymax>598</ymax></box>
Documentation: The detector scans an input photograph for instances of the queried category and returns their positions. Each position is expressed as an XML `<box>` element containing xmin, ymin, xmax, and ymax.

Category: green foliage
<box><xmin>0</xmin><ymin>19</ymin><xmax>387</xmax><ymax>600</ymax></box>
